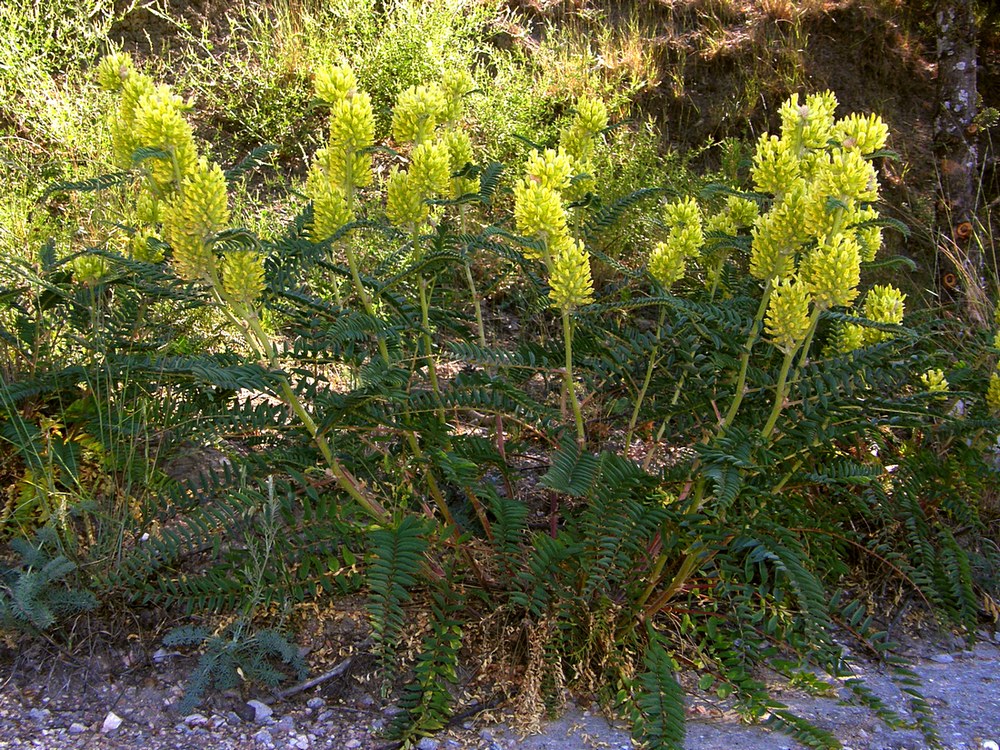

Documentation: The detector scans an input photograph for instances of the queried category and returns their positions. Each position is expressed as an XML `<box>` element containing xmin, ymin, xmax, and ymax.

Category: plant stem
<box><xmin>761</xmin><ymin>347</ymin><xmax>796</xmax><ymax>441</ymax></box>
<box><xmin>562</xmin><ymin>309</ymin><xmax>586</xmax><ymax>448</ymax></box>
<box><xmin>722</xmin><ymin>280</ymin><xmax>773</xmax><ymax>430</ymax></box>
<box><xmin>626</xmin><ymin>307</ymin><xmax>666</xmax><ymax>450</ymax></box>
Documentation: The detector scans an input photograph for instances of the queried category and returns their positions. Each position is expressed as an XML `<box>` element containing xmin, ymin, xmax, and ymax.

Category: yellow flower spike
<box><xmin>779</xmin><ymin>91</ymin><xmax>838</xmax><ymax>153</ymax></box>
<box><xmin>853</xmin><ymin>205</ymin><xmax>883</xmax><ymax>262</ymax></box>
<box><xmin>749</xmin><ymin>191</ymin><xmax>806</xmax><ymax>283</ymax></box>
<box><xmin>860</xmin><ymin>284</ymin><xmax>906</xmax><ymax>344</ymax></box>
<box><xmin>132</xmin><ymin>84</ymin><xmax>198</xmax><ymax>188</ymax></box>
<box><xmin>96</xmin><ymin>52</ymin><xmax>135</xmax><ymax>92</ymax></box>
<box><xmin>525</xmin><ymin>148</ymin><xmax>574</xmax><ymax>193</ymax></box>
<box><xmin>549</xmin><ymin>237</ymin><xmax>595</xmax><ymax>310</ymax></box>
<box><xmin>765</xmin><ymin>279</ymin><xmax>813</xmax><ymax>355</ymax></box>
<box><xmin>800</xmin><ymin>234</ymin><xmax>861</xmax><ymax>309</ymax></box>
<box><xmin>834</xmin><ymin>112</ymin><xmax>889</xmax><ymax>155</ymax></box>
<box><xmin>829</xmin><ymin>322</ymin><xmax>866</xmax><ymax>354</ymax></box>
<box><xmin>664</xmin><ymin>197</ymin><xmax>703</xmax><ymax>237</ymax></box>
<box><xmin>328</xmin><ymin>91</ymin><xmax>375</xmax><ymax>189</ymax></box>
<box><xmin>409</xmin><ymin>140</ymin><xmax>452</xmax><ymax>199</ymax></box>
<box><xmin>442</xmin><ymin>129</ymin><xmax>478</xmax><ymax>198</ymax></box>
<box><xmin>311</xmin><ymin>182</ymin><xmax>354</xmax><ymax>240</ymax></box>
<box><xmin>752</xmin><ymin>135</ymin><xmax>800</xmax><ymax>196</ymax></box>
<box><xmin>72</xmin><ymin>255</ymin><xmax>108</xmax><ymax>285</ymax></box>
<box><xmin>131</xmin><ymin>229</ymin><xmax>164</xmax><ymax>263</ymax></box>
<box><xmin>109</xmin><ymin>72</ymin><xmax>156</xmax><ymax>168</ymax></box>
<box><xmin>441</xmin><ymin>69</ymin><xmax>475</xmax><ymax>123</ymax></box>
<box><xmin>136</xmin><ymin>190</ymin><xmax>160</xmax><ymax>226</ymax></box>
<box><xmin>315</xmin><ymin>63</ymin><xmax>357</xmax><ymax>106</ymax></box>
<box><xmin>987</xmin><ymin>372</ymin><xmax>1000</xmax><ymax>414</ymax></box>
<box><xmin>391</xmin><ymin>83</ymin><xmax>447</xmax><ymax>145</ymax></box>
<box><xmin>386</xmin><ymin>167</ymin><xmax>429</xmax><ymax>228</ymax></box>
<box><xmin>705</xmin><ymin>212</ymin><xmax>737</xmax><ymax>237</ymax></box>
<box><xmin>993</xmin><ymin>329</ymin><xmax>1000</xmax><ymax>350</ymax></box>
<box><xmin>726</xmin><ymin>196</ymin><xmax>759</xmax><ymax>228</ymax></box>
<box><xmin>162</xmin><ymin>157</ymin><xmax>230</xmax><ymax>282</ymax></box>
<box><xmin>648</xmin><ymin>237</ymin><xmax>689</xmax><ymax>288</ymax></box>
<box><xmin>513</xmin><ymin>178</ymin><xmax>568</xmax><ymax>252</ymax></box>
<box><xmin>920</xmin><ymin>369</ymin><xmax>949</xmax><ymax>394</ymax></box>
<box><xmin>574</xmin><ymin>95</ymin><xmax>609</xmax><ymax>138</ymax></box>
<box><xmin>222</xmin><ymin>250</ymin><xmax>266</xmax><ymax>307</ymax></box>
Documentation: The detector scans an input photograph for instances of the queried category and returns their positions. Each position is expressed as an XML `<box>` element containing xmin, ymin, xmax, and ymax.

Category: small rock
<box><xmin>274</xmin><ymin>715</ymin><xmax>296</xmax><ymax>733</ymax></box>
<box><xmin>416</xmin><ymin>738</ymin><xmax>441</xmax><ymax>750</ymax></box>
<box><xmin>28</xmin><ymin>708</ymin><xmax>52</xmax><ymax>722</ymax></box>
<box><xmin>246</xmin><ymin>699</ymin><xmax>274</xmax><ymax>723</ymax></box>
<box><xmin>306</xmin><ymin>697</ymin><xmax>325</xmax><ymax>710</ymax></box>
<box><xmin>183</xmin><ymin>713</ymin><xmax>209</xmax><ymax>727</ymax></box>
<box><xmin>254</xmin><ymin>728</ymin><xmax>274</xmax><ymax>747</ymax></box>
<box><xmin>316</xmin><ymin>710</ymin><xmax>334</xmax><ymax>723</ymax></box>
<box><xmin>345</xmin><ymin>740</ymin><xmax>362</xmax><ymax>749</ymax></box>
<box><xmin>67</xmin><ymin>723</ymin><xmax>88</xmax><ymax>735</ymax></box>
<box><xmin>982</xmin><ymin>741</ymin><xmax>999</xmax><ymax>750</ymax></box>
<box><xmin>292</xmin><ymin>734</ymin><xmax>311</xmax><ymax>749</ymax></box>
<box><xmin>101</xmin><ymin>711</ymin><xmax>124</xmax><ymax>734</ymax></box>
<box><xmin>930</xmin><ymin>653</ymin><xmax>955</xmax><ymax>664</ymax></box>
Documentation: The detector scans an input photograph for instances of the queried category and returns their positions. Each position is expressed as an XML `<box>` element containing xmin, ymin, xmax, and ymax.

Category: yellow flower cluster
<box><xmin>161</xmin><ymin>157</ymin><xmax>231</xmax><ymax>283</ymax></box>
<box><xmin>765</xmin><ymin>279</ymin><xmax>813</xmax><ymax>354</ymax></box>
<box><xmin>920</xmin><ymin>369</ymin><xmax>949</xmax><ymax>394</ymax></box>
<box><xmin>558</xmin><ymin>95</ymin><xmax>608</xmax><ymax>200</ymax></box>
<box><xmin>97</xmin><ymin>53</ymin><xmax>258</xmax><ymax>300</ymax></box>
<box><xmin>385</xmin><ymin>69</ymin><xmax>480</xmax><ymax>228</ymax></box>
<box><xmin>392</xmin><ymin>83</ymin><xmax>447</xmax><ymax>146</ymax></box>
<box><xmin>831</xmin><ymin>284</ymin><xmax>907</xmax><ymax>354</ymax></box>
<box><xmin>306</xmin><ymin>62</ymin><xmax>376</xmax><ymax>242</ymax></box>
<box><xmin>648</xmin><ymin>197</ymin><xmax>705</xmax><ymax>289</ymax></box>
<box><xmin>549</xmin><ymin>237</ymin><xmax>595</xmax><ymax>309</ymax></box>
<box><xmin>513</xmin><ymin>103</ymin><xmax>603</xmax><ymax>310</ymax></box>
<box><xmin>740</xmin><ymin>90</ymin><xmax>895</xmax><ymax>357</ymax></box>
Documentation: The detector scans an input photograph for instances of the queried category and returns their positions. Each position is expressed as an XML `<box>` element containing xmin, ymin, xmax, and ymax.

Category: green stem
<box><xmin>761</xmin><ymin>347</ymin><xmax>796</xmax><ymax>441</ymax></box>
<box><xmin>722</xmin><ymin>280</ymin><xmax>773</xmax><ymax>430</ymax></box>
<box><xmin>344</xmin><ymin>243</ymin><xmax>390</xmax><ymax>365</ymax></box>
<box><xmin>562</xmin><ymin>309</ymin><xmax>586</xmax><ymax>448</ymax></box>
<box><xmin>795</xmin><ymin>305</ymin><xmax>824</xmax><ymax>371</ymax></box>
<box><xmin>626</xmin><ymin>307</ymin><xmax>667</xmax><ymax>450</ymax></box>
<box><xmin>221</xmin><ymin>288</ymin><xmax>387</xmax><ymax>522</ymax></box>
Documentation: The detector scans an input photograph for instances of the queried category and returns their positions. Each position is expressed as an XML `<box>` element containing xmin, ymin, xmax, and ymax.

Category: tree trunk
<box><xmin>934</xmin><ymin>0</ymin><xmax>985</xmax><ymax>322</ymax></box>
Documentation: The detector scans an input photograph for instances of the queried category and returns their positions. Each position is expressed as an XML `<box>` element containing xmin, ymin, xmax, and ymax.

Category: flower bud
<box><xmin>988</xmin><ymin>372</ymin><xmax>1000</xmax><ymax>414</ymax></box>
<box><xmin>441</xmin><ymin>69</ymin><xmax>475</xmax><ymax>123</ymax></box>
<box><xmin>549</xmin><ymin>237</ymin><xmax>594</xmax><ymax>310</ymax></box>
<box><xmin>96</xmin><ymin>52</ymin><xmax>135</xmax><ymax>92</ymax></box>
<box><xmin>442</xmin><ymin>129</ymin><xmax>478</xmax><ymax>198</ymax></box>
<box><xmin>513</xmin><ymin>178</ymin><xmax>568</xmax><ymax>250</ymax></box>
<box><xmin>386</xmin><ymin>167</ymin><xmax>429</xmax><ymax>228</ymax></box>
<box><xmin>392</xmin><ymin>83</ymin><xmax>446</xmax><ymax>145</ymax></box>
<box><xmin>834</xmin><ymin>112</ymin><xmax>889</xmax><ymax>154</ymax></box>
<box><xmin>860</xmin><ymin>284</ymin><xmax>905</xmax><ymax>344</ymax></box>
<box><xmin>800</xmin><ymin>234</ymin><xmax>861</xmax><ymax>309</ymax></box>
<box><xmin>525</xmin><ymin>148</ymin><xmax>574</xmax><ymax>192</ymax></box>
<box><xmin>315</xmin><ymin>63</ymin><xmax>357</xmax><ymax>106</ymax></box>
<box><xmin>920</xmin><ymin>369</ymin><xmax>949</xmax><ymax>393</ymax></box>
<box><xmin>648</xmin><ymin>237</ymin><xmax>688</xmax><ymax>288</ymax></box>
<box><xmin>765</xmin><ymin>279</ymin><xmax>813</xmax><ymax>354</ymax></box>
<box><xmin>409</xmin><ymin>140</ymin><xmax>452</xmax><ymax>199</ymax></box>
<box><xmin>222</xmin><ymin>250</ymin><xmax>266</xmax><ymax>306</ymax></box>
<box><xmin>132</xmin><ymin>84</ymin><xmax>197</xmax><ymax>189</ymax></box>
<box><xmin>752</xmin><ymin>135</ymin><xmax>800</xmax><ymax>195</ymax></box>
<box><xmin>162</xmin><ymin>157</ymin><xmax>230</xmax><ymax>282</ymax></box>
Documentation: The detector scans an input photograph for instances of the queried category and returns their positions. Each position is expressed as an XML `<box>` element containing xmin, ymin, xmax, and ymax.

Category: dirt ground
<box><xmin>2</xmin><ymin>629</ymin><xmax>999</xmax><ymax>750</ymax></box>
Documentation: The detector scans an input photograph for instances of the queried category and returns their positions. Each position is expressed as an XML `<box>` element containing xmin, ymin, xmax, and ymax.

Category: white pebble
<box><xmin>101</xmin><ymin>711</ymin><xmax>123</xmax><ymax>734</ymax></box>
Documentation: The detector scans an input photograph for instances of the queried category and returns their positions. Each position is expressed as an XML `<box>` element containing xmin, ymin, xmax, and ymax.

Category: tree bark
<box><xmin>934</xmin><ymin>0</ymin><xmax>985</xmax><ymax>322</ymax></box>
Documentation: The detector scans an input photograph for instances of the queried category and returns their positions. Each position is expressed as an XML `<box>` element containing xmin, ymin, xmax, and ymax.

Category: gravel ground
<box><xmin>2</xmin><ymin>635</ymin><xmax>999</xmax><ymax>750</ymax></box>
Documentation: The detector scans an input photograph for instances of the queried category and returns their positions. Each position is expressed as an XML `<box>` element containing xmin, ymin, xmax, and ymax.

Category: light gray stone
<box><xmin>67</xmin><ymin>722</ymin><xmax>88</xmax><ymax>734</ymax></box>
<box><xmin>247</xmin><ymin>699</ymin><xmax>274</xmax><ymax>723</ymax></box>
<box><xmin>101</xmin><ymin>711</ymin><xmax>123</xmax><ymax>734</ymax></box>
<box><xmin>416</xmin><ymin>738</ymin><xmax>441</xmax><ymax>750</ymax></box>
<box><xmin>931</xmin><ymin>653</ymin><xmax>955</xmax><ymax>664</ymax></box>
